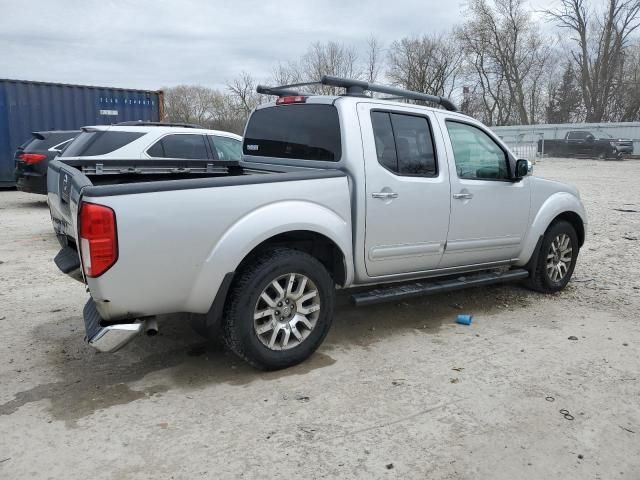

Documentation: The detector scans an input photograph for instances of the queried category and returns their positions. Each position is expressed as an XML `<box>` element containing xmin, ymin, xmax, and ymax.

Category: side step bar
<box><xmin>351</xmin><ymin>269</ymin><xmax>529</xmax><ymax>307</ymax></box>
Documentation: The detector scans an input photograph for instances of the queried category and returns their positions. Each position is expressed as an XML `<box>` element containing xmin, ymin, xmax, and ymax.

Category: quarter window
<box><xmin>147</xmin><ymin>134</ymin><xmax>209</xmax><ymax>159</ymax></box>
<box><xmin>210</xmin><ymin>136</ymin><xmax>241</xmax><ymax>160</ymax></box>
<box><xmin>370</xmin><ymin>111</ymin><xmax>437</xmax><ymax>176</ymax></box>
<box><xmin>446</xmin><ymin>121</ymin><xmax>509</xmax><ymax>180</ymax></box>
<box><xmin>61</xmin><ymin>131</ymin><xmax>144</xmax><ymax>157</ymax></box>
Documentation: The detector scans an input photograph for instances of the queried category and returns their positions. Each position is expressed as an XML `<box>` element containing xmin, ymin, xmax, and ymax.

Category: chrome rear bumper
<box><xmin>83</xmin><ymin>300</ymin><xmax>144</xmax><ymax>353</ymax></box>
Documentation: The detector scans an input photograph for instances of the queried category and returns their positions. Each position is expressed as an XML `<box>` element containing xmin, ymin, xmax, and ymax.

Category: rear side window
<box><xmin>243</xmin><ymin>104</ymin><xmax>341</xmax><ymax>161</ymax></box>
<box><xmin>147</xmin><ymin>134</ymin><xmax>209</xmax><ymax>159</ymax></box>
<box><xmin>371</xmin><ymin>111</ymin><xmax>437</xmax><ymax>176</ymax></box>
<box><xmin>210</xmin><ymin>135</ymin><xmax>241</xmax><ymax>160</ymax></box>
<box><xmin>61</xmin><ymin>131</ymin><xmax>145</xmax><ymax>157</ymax></box>
<box><xmin>24</xmin><ymin>132</ymin><xmax>77</xmax><ymax>151</ymax></box>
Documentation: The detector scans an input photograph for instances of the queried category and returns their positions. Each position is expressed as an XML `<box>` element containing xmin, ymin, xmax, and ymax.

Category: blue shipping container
<box><xmin>0</xmin><ymin>78</ymin><xmax>163</xmax><ymax>186</ymax></box>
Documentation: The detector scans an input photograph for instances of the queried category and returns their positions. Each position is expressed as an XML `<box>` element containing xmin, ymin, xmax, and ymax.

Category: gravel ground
<box><xmin>0</xmin><ymin>158</ymin><xmax>638</xmax><ymax>479</ymax></box>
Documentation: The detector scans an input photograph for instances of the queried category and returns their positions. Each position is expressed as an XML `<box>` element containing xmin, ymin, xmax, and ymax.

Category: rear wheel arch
<box><xmin>237</xmin><ymin>230</ymin><xmax>348</xmax><ymax>287</ymax></box>
<box><xmin>198</xmin><ymin>229</ymin><xmax>348</xmax><ymax>336</ymax></box>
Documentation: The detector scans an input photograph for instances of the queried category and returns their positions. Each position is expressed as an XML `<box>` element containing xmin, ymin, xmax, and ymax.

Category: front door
<box><xmin>359</xmin><ymin>103</ymin><xmax>451</xmax><ymax>277</ymax></box>
<box><xmin>440</xmin><ymin>119</ymin><xmax>531</xmax><ymax>268</ymax></box>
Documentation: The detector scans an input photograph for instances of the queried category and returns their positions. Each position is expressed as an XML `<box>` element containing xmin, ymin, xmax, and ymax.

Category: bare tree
<box><xmin>300</xmin><ymin>41</ymin><xmax>361</xmax><ymax>94</ymax></box>
<box><xmin>459</xmin><ymin>0</ymin><xmax>552</xmax><ymax>125</ymax></box>
<box><xmin>227</xmin><ymin>71</ymin><xmax>262</xmax><ymax>117</ymax></box>
<box><xmin>365</xmin><ymin>35</ymin><xmax>384</xmax><ymax>83</ymax></box>
<box><xmin>163</xmin><ymin>85</ymin><xmax>217</xmax><ymax>126</ymax></box>
<box><xmin>386</xmin><ymin>34</ymin><xmax>462</xmax><ymax>99</ymax></box>
<box><xmin>546</xmin><ymin>0</ymin><xmax>640</xmax><ymax>122</ymax></box>
<box><xmin>616</xmin><ymin>43</ymin><xmax>640</xmax><ymax>120</ymax></box>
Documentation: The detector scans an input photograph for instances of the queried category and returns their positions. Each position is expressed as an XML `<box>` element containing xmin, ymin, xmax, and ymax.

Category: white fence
<box><xmin>491</xmin><ymin>121</ymin><xmax>640</xmax><ymax>159</ymax></box>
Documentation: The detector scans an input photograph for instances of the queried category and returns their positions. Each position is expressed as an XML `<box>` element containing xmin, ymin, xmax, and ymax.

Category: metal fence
<box><xmin>491</xmin><ymin>121</ymin><xmax>640</xmax><ymax>159</ymax></box>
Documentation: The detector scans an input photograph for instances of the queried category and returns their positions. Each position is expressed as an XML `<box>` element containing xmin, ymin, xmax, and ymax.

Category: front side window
<box><xmin>371</xmin><ymin>111</ymin><xmax>437</xmax><ymax>176</ymax></box>
<box><xmin>446</xmin><ymin>121</ymin><xmax>509</xmax><ymax>180</ymax></box>
<box><xmin>210</xmin><ymin>136</ymin><xmax>241</xmax><ymax>160</ymax></box>
<box><xmin>147</xmin><ymin>134</ymin><xmax>209</xmax><ymax>159</ymax></box>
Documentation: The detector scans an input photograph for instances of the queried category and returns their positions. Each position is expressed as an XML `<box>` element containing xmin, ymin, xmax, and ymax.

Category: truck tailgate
<box><xmin>47</xmin><ymin>159</ymin><xmax>93</xmax><ymax>246</ymax></box>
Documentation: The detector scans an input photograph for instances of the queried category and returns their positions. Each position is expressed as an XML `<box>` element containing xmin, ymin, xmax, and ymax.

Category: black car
<box><xmin>538</xmin><ymin>130</ymin><xmax>634</xmax><ymax>159</ymax></box>
<box><xmin>15</xmin><ymin>130</ymin><xmax>79</xmax><ymax>194</ymax></box>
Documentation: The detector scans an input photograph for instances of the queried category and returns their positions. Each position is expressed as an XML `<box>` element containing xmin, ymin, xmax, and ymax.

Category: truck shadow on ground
<box><xmin>10</xmin><ymin>198</ymin><xmax>48</xmax><ymax>209</ymax></box>
<box><xmin>0</xmin><ymin>284</ymin><xmax>533</xmax><ymax>427</ymax></box>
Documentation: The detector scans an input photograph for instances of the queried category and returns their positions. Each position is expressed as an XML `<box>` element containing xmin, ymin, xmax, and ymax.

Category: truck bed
<box><xmin>47</xmin><ymin>156</ymin><xmax>351</xmax><ymax>321</ymax></box>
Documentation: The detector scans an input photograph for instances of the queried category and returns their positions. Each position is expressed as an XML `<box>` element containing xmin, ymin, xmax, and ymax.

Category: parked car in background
<box><xmin>15</xmin><ymin>130</ymin><xmax>79</xmax><ymax>194</ymax></box>
<box><xmin>48</xmin><ymin>76</ymin><xmax>587</xmax><ymax>371</ymax></box>
<box><xmin>0</xmin><ymin>78</ymin><xmax>162</xmax><ymax>188</ymax></box>
<box><xmin>58</xmin><ymin>122</ymin><xmax>242</xmax><ymax>164</ymax></box>
<box><xmin>539</xmin><ymin>130</ymin><xmax>633</xmax><ymax>159</ymax></box>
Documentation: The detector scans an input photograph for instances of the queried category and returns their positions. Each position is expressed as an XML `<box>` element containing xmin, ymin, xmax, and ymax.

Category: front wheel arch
<box><xmin>552</xmin><ymin>211</ymin><xmax>585</xmax><ymax>247</ymax></box>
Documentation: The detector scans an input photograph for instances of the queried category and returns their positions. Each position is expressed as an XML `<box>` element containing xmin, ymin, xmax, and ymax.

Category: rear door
<box><xmin>358</xmin><ymin>103</ymin><xmax>451</xmax><ymax>277</ymax></box>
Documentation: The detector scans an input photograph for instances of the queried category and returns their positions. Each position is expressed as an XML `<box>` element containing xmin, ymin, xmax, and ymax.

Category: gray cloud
<box><xmin>0</xmin><ymin>0</ymin><xmax>559</xmax><ymax>91</ymax></box>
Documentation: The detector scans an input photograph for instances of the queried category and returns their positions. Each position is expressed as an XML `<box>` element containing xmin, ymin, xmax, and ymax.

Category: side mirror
<box><xmin>514</xmin><ymin>159</ymin><xmax>532</xmax><ymax>180</ymax></box>
<box><xmin>586</xmin><ymin>134</ymin><xmax>595</xmax><ymax>143</ymax></box>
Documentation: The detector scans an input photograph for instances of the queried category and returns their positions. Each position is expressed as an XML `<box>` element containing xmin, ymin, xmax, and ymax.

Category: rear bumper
<box><xmin>16</xmin><ymin>173</ymin><xmax>47</xmax><ymax>195</ymax></box>
<box><xmin>83</xmin><ymin>299</ymin><xmax>144</xmax><ymax>353</ymax></box>
<box><xmin>54</xmin><ymin>245</ymin><xmax>84</xmax><ymax>282</ymax></box>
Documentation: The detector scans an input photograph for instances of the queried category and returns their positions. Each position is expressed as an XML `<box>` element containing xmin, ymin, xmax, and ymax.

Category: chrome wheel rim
<box><xmin>546</xmin><ymin>233</ymin><xmax>573</xmax><ymax>282</ymax></box>
<box><xmin>253</xmin><ymin>273</ymin><xmax>321</xmax><ymax>350</ymax></box>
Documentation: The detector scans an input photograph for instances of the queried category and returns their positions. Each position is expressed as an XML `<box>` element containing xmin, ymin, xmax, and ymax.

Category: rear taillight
<box><xmin>276</xmin><ymin>95</ymin><xmax>307</xmax><ymax>105</ymax></box>
<box><xmin>79</xmin><ymin>202</ymin><xmax>118</xmax><ymax>277</ymax></box>
<box><xmin>19</xmin><ymin>153</ymin><xmax>47</xmax><ymax>165</ymax></box>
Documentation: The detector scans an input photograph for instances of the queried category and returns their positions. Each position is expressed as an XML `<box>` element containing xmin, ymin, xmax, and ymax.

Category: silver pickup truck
<box><xmin>48</xmin><ymin>76</ymin><xmax>587</xmax><ymax>370</ymax></box>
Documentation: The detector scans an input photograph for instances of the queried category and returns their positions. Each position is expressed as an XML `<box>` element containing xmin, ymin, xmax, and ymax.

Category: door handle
<box><xmin>371</xmin><ymin>192</ymin><xmax>399</xmax><ymax>199</ymax></box>
<box><xmin>453</xmin><ymin>192</ymin><xmax>473</xmax><ymax>200</ymax></box>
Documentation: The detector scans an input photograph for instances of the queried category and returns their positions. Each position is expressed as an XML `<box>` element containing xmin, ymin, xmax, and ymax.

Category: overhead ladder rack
<box><xmin>256</xmin><ymin>75</ymin><xmax>458</xmax><ymax>112</ymax></box>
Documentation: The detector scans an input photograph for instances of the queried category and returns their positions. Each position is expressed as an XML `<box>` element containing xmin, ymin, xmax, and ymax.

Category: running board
<box><xmin>351</xmin><ymin>269</ymin><xmax>529</xmax><ymax>307</ymax></box>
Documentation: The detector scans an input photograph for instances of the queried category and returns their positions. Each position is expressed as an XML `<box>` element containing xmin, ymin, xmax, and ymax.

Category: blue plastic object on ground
<box><xmin>456</xmin><ymin>314</ymin><xmax>473</xmax><ymax>325</ymax></box>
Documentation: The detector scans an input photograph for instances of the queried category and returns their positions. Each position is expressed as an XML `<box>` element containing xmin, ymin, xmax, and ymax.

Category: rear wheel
<box><xmin>222</xmin><ymin>248</ymin><xmax>335</xmax><ymax>370</ymax></box>
<box><xmin>525</xmin><ymin>220</ymin><xmax>579</xmax><ymax>293</ymax></box>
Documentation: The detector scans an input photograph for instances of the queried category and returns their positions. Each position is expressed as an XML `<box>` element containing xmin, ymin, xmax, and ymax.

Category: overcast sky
<box><xmin>0</xmin><ymin>0</ymin><xmax>560</xmax><ymax>91</ymax></box>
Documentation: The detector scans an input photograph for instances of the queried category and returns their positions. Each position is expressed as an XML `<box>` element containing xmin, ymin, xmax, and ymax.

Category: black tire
<box><xmin>525</xmin><ymin>220</ymin><xmax>579</xmax><ymax>293</ymax></box>
<box><xmin>222</xmin><ymin>248</ymin><xmax>335</xmax><ymax>370</ymax></box>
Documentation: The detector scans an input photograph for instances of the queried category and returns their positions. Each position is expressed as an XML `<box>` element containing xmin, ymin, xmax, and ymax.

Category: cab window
<box><xmin>446</xmin><ymin>121</ymin><xmax>509</xmax><ymax>180</ymax></box>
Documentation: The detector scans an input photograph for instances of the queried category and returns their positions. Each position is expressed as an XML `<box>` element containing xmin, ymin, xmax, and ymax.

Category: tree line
<box><xmin>163</xmin><ymin>0</ymin><xmax>640</xmax><ymax>133</ymax></box>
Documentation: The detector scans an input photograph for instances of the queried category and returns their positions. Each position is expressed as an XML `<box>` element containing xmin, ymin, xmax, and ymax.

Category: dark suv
<box><xmin>15</xmin><ymin>130</ymin><xmax>79</xmax><ymax>194</ymax></box>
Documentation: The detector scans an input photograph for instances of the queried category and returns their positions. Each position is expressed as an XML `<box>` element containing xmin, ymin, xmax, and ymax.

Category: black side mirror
<box><xmin>586</xmin><ymin>134</ymin><xmax>595</xmax><ymax>142</ymax></box>
<box><xmin>514</xmin><ymin>159</ymin><xmax>531</xmax><ymax>180</ymax></box>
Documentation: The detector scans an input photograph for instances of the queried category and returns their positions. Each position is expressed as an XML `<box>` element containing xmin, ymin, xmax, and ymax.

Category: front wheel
<box><xmin>222</xmin><ymin>248</ymin><xmax>335</xmax><ymax>370</ymax></box>
<box><xmin>525</xmin><ymin>220</ymin><xmax>579</xmax><ymax>293</ymax></box>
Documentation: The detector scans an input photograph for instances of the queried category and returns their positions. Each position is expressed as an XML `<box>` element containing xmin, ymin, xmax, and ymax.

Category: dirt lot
<box><xmin>0</xmin><ymin>158</ymin><xmax>638</xmax><ymax>479</ymax></box>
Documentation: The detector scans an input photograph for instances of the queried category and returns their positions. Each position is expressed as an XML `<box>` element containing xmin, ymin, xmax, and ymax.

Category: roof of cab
<box><xmin>254</xmin><ymin>94</ymin><xmax>474</xmax><ymax>122</ymax></box>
